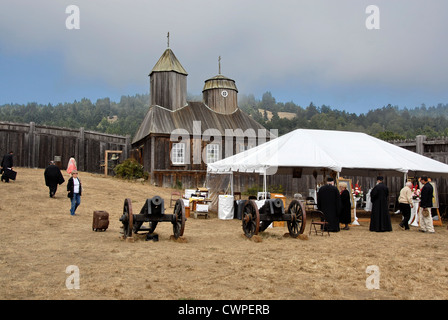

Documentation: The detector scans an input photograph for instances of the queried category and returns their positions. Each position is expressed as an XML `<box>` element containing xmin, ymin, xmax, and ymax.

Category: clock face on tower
<box><xmin>221</xmin><ymin>90</ymin><xmax>228</xmax><ymax>98</ymax></box>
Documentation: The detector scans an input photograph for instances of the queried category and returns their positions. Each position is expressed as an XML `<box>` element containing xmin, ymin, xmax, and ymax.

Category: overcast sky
<box><xmin>1</xmin><ymin>0</ymin><xmax>447</xmax><ymax>114</ymax></box>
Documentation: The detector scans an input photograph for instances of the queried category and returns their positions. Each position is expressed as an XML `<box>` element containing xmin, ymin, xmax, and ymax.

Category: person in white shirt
<box><xmin>398</xmin><ymin>181</ymin><xmax>414</xmax><ymax>230</ymax></box>
<box><xmin>67</xmin><ymin>170</ymin><xmax>82</xmax><ymax>216</ymax></box>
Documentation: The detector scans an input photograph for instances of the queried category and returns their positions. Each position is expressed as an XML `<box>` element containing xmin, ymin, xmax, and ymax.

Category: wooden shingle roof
<box><xmin>132</xmin><ymin>102</ymin><xmax>273</xmax><ymax>145</ymax></box>
<box><xmin>149</xmin><ymin>48</ymin><xmax>188</xmax><ymax>76</ymax></box>
<box><xmin>203</xmin><ymin>75</ymin><xmax>238</xmax><ymax>92</ymax></box>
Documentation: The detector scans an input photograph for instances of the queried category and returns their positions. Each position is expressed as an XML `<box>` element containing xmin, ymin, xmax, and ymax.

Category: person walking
<box><xmin>369</xmin><ymin>176</ymin><xmax>392</xmax><ymax>232</ymax></box>
<box><xmin>44</xmin><ymin>161</ymin><xmax>65</xmax><ymax>198</ymax></box>
<box><xmin>398</xmin><ymin>181</ymin><xmax>414</xmax><ymax>230</ymax></box>
<box><xmin>317</xmin><ymin>177</ymin><xmax>341</xmax><ymax>232</ymax></box>
<box><xmin>419</xmin><ymin>176</ymin><xmax>435</xmax><ymax>233</ymax></box>
<box><xmin>66</xmin><ymin>156</ymin><xmax>77</xmax><ymax>176</ymax></box>
<box><xmin>67</xmin><ymin>170</ymin><xmax>82</xmax><ymax>216</ymax></box>
<box><xmin>1</xmin><ymin>151</ymin><xmax>15</xmax><ymax>183</ymax></box>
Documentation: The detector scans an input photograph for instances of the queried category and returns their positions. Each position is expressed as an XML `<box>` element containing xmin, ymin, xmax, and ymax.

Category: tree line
<box><xmin>0</xmin><ymin>94</ymin><xmax>150</xmax><ymax>139</ymax></box>
<box><xmin>239</xmin><ymin>92</ymin><xmax>448</xmax><ymax>140</ymax></box>
<box><xmin>1</xmin><ymin>92</ymin><xmax>447</xmax><ymax>141</ymax></box>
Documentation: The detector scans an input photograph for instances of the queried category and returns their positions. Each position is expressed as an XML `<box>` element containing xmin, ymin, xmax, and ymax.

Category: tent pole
<box><xmin>231</xmin><ymin>172</ymin><xmax>234</xmax><ymax>196</ymax></box>
<box><xmin>264</xmin><ymin>169</ymin><xmax>267</xmax><ymax>200</ymax></box>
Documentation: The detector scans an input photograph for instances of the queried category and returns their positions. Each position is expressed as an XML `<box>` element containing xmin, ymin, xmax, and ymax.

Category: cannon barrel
<box><xmin>139</xmin><ymin>196</ymin><xmax>165</xmax><ymax>215</ymax></box>
<box><xmin>271</xmin><ymin>198</ymin><xmax>283</xmax><ymax>208</ymax></box>
<box><xmin>151</xmin><ymin>196</ymin><xmax>163</xmax><ymax>207</ymax></box>
<box><xmin>259</xmin><ymin>198</ymin><xmax>284</xmax><ymax>215</ymax></box>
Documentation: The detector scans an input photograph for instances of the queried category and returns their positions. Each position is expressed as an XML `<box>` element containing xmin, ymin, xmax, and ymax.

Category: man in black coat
<box><xmin>1</xmin><ymin>151</ymin><xmax>14</xmax><ymax>183</ymax></box>
<box><xmin>419</xmin><ymin>176</ymin><xmax>435</xmax><ymax>233</ymax></box>
<box><xmin>317</xmin><ymin>177</ymin><xmax>341</xmax><ymax>232</ymax></box>
<box><xmin>369</xmin><ymin>176</ymin><xmax>392</xmax><ymax>232</ymax></box>
<box><xmin>44</xmin><ymin>161</ymin><xmax>65</xmax><ymax>197</ymax></box>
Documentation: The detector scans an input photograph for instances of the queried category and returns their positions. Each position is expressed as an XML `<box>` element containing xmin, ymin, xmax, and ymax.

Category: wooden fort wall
<box><xmin>0</xmin><ymin>121</ymin><xmax>130</xmax><ymax>173</ymax></box>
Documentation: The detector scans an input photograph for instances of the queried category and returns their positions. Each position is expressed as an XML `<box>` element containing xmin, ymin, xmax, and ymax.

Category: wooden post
<box><xmin>79</xmin><ymin>127</ymin><xmax>85</xmax><ymax>172</ymax></box>
<box><xmin>416</xmin><ymin>135</ymin><xmax>426</xmax><ymax>155</ymax></box>
<box><xmin>104</xmin><ymin>150</ymin><xmax>108</xmax><ymax>176</ymax></box>
<box><xmin>29</xmin><ymin>122</ymin><xmax>36</xmax><ymax>168</ymax></box>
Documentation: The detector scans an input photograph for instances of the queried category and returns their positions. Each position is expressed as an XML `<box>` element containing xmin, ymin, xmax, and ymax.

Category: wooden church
<box><xmin>131</xmin><ymin>43</ymin><xmax>273</xmax><ymax>188</ymax></box>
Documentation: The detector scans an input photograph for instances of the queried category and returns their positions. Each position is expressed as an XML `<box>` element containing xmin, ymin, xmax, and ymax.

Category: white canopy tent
<box><xmin>207</xmin><ymin>129</ymin><xmax>448</xmax><ymax>194</ymax></box>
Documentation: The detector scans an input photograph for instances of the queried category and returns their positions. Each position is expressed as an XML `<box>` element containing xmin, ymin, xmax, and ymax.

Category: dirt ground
<box><xmin>1</xmin><ymin>167</ymin><xmax>448</xmax><ymax>301</ymax></box>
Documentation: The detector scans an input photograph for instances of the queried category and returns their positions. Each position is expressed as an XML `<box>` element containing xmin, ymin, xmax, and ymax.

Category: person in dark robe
<box><xmin>339</xmin><ymin>182</ymin><xmax>351</xmax><ymax>230</ymax></box>
<box><xmin>1</xmin><ymin>151</ymin><xmax>14</xmax><ymax>183</ymax></box>
<box><xmin>317</xmin><ymin>177</ymin><xmax>341</xmax><ymax>232</ymax></box>
<box><xmin>418</xmin><ymin>176</ymin><xmax>435</xmax><ymax>233</ymax></box>
<box><xmin>44</xmin><ymin>161</ymin><xmax>65</xmax><ymax>198</ymax></box>
<box><xmin>369</xmin><ymin>176</ymin><xmax>392</xmax><ymax>232</ymax></box>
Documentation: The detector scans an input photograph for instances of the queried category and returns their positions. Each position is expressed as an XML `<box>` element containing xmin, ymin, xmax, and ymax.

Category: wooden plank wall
<box><xmin>0</xmin><ymin>121</ymin><xmax>130</xmax><ymax>173</ymax></box>
<box><xmin>150</xmin><ymin>72</ymin><xmax>187</xmax><ymax>111</ymax></box>
<box><xmin>203</xmin><ymin>89</ymin><xmax>238</xmax><ymax>114</ymax></box>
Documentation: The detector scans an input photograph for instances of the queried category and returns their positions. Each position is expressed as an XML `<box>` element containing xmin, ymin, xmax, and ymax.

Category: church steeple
<box><xmin>149</xmin><ymin>34</ymin><xmax>188</xmax><ymax>111</ymax></box>
<box><xmin>150</xmin><ymin>48</ymin><xmax>188</xmax><ymax>77</ymax></box>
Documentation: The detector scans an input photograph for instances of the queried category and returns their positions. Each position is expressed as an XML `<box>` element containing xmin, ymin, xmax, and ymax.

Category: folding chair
<box><xmin>308</xmin><ymin>210</ymin><xmax>330</xmax><ymax>236</ymax></box>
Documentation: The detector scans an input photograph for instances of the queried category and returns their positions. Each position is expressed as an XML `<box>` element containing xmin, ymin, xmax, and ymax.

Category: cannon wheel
<box><xmin>172</xmin><ymin>198</ymin><xmax>186</xmax><ymax>239</ymax></box>
<box><xmin>242</xmin><ymin>200</ymin><xmax>260</xmax><ymax>238</ymax></box>
<box><xmin>287</xmin><ymin>200</ymin><xmax>306</xmax><ymax>237</ymax></box>
<box><xmin>122</xmin><ymin>198</ymin><xmax>134</xmax><ymax>238</ymax></box>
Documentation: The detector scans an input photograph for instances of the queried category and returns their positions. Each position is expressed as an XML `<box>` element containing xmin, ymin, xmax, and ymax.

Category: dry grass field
<box><xmin>1</xmin><ymin>168</ymin><xmax>448</xmax><ymax>301</ymax></box>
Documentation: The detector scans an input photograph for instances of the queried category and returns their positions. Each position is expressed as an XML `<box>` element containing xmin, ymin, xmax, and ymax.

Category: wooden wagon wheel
<box><xmin>172</xmin><ymin>198</ymin><xmax>186</xmax><ymax>239</ymax></box>
<box><xmin>121</xmin><ymin>198</ymin><xmax>134</xmax><ymax>239</ymax></box>
<box><xmin>242</xmin><ymin>200</ymin><xmax>260</xmax><ymax>238</ymax></box>
<box><xmin>287</xmin><ymin>200</ymin><xmax>306</xmax><ymax>238</ymax></box>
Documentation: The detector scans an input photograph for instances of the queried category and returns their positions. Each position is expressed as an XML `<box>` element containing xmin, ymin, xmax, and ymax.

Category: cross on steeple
<box><xmin>167</xmin><ymin>32</ymin><xmax>170</xmax><ymax>48</ymax></box>
<box><xmin>218</xmin><ymin>56</ymin><xmax>221</xmax><ymax>74</ymax></box>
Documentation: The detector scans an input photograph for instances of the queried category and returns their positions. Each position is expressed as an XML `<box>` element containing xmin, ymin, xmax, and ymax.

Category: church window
<box><xmin>206</xmin><ymin>144</ymin><xmax>220</xmax><ymax>164</ymax></box>
<box><xmin>171</xmin><ymin>143</ymin><xmax>185</xmax><ymax>165</ymax></box>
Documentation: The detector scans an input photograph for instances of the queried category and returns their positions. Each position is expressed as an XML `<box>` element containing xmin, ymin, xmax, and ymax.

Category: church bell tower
<box><xmin>202</xmin><ymin>56</ymin><xmax>238</xmax><ymax>114</ymax></box>
<box><xmin>149</xmin><ymin>33</ymin><xmax>188</xmax><ymax>111</ymax></box>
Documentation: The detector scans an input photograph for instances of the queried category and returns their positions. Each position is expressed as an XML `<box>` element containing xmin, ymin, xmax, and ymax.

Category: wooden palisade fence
<box><xmin>0</xmin><ymin>121</ymin><xmax>130</xmax><ymax>173</ymax></box>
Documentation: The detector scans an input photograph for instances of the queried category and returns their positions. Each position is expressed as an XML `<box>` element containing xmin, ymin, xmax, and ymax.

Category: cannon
<box><xmin>119</xmin><ymin>196</ymin><xmax>186</xmax><ymax>240</ymax></box>
<box><xmin>241</xmin><ymin>199</ymin><xmax>306</xmax><ymax>238</ymax></box>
